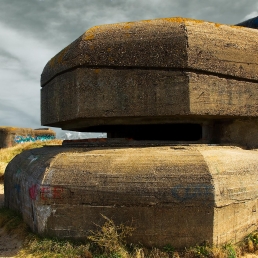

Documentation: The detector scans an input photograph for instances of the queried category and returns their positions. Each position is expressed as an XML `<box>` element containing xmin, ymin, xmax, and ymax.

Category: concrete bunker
<box><xmin>0</xmin><ymin>127</ymin><xmax>56</xmax><ymax>148</ymax></box>
<box><xmin>4</xmin><ymin>17</ymin><xmax>258</xmax><ymax>248</ymax></box>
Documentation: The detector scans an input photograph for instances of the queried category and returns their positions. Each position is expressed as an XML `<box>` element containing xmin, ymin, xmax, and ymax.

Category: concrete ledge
<box><xmin>41</xmin><ymin>68</ymin><xmax>258</xmax><ymax>129</ymax></box>
<box><xmin>4</xmin><ymin>144</ymin><xmax>258</xmax><ymax>247</ymax></box>
<box><xmin>41</xmin><ymin>17</ymin><xmax>258</xmax><ymax>86</ymax></box>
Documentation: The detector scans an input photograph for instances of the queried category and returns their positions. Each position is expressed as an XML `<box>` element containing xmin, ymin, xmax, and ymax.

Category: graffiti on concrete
<box><xmin>14</xmin><ymin>184</ymin><xmax>20</xmax><ymax>193</ymax></box>
<box><xmin>28</xmin><ymin>155</ymin><xmax>39</xmax><ymax>165</ymax></box>
<box><xmin>171</xmin><ymin>184</ymin><xmax>213</xmax><ymax>202</ymax></box>
<box><xmin>14</xmin><ymin>135</ymin><xmax>55</xmax><ymax>144</ymax></box>
<box><xmin>40</xmin><ymin>186</ymin><xmax>65</xmax><ymax>200</ymax></box>
<box><xmin>29</xmin><ymin>184</ymin><xmax>38</xmax><ymax>200</ymax></box>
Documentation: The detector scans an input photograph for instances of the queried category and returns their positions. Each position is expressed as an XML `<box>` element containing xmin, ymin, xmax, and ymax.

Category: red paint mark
<box><xmin>40</xmin><ymin>186</ymin><xmax>49</xmax><ymax>200</ymax></box>
<box><xmin>52</xmin><ymin>187</ymin><xmax>64</xmax><ymax>199</ymax></box>
<box><xmin>29</xmin><ymin>184</ymin><xmax>38</xmax><ymax>200</ymax></box>
<box><xmin>40</xmin><ymin>186</ymin><xmax>64</xmax><ymax>200</ymax></box>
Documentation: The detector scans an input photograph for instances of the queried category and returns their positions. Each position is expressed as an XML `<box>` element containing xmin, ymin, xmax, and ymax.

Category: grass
<box><xmin>184</xmin><ymin>242</ymin><xmax>242</xmax><ymax>258</ymax></box>
<box><xmin>0</xmin><ymin>139</ymin><xmax>62</xmax><ymax>181</ymax></box>
<box><xmin>18</xmin><ymin>237</ymin><xmax>92</xmax><ymax>258</ymax></box>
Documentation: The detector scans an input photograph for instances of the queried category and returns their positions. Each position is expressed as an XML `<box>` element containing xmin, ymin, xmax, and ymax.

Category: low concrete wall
<box><xmin>0</xmin><ymin>127</ymin><xmax>56</xmax><ymax>148</ymax></box>
<box><xmin>4</xmin><ymin>142</ymin><xmax>258</xmax><ymax>248</ymax></box>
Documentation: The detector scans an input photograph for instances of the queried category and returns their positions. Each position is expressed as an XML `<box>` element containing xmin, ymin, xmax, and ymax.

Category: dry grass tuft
<box><xmin>18</xmin><ymin>237</ymin><xmax>91</xmax><ymax>258</ymax></box>
<box><xmin>88</xmin><ymin>214</ymin><xmax>134</xmax><ymax>258</ymax></box>
<box><xmin>243</xmin><ymin>231</ymin><xmax>258</xmax><ymax>254</ymax></box>
<box><xmin>0</xmin><ymin>139</ymin><xmax>62</xmax><ymax>181</ymax></box>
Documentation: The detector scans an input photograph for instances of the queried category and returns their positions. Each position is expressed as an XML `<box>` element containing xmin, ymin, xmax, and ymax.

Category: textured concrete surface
<box><xmin>4</xmin><ymin>144</ymin><xmax>258</xmax><ymax>248</ymax></box>
<box><xmin>41</xmin><ymin>68</ymin><xmax>258</xmax><ymax>131</ymax></box>
<box><xmin>40</xmin><ymin>18</ymin><xmax>258</xmax><ymax>131</ymax></box>
<box><xmin>41</xmin><ymin>18</ymin><xmax>258</xmax><ymax>85</ymax></box>
<box><xmin>0</xmin><ymin>127</ymin><xmax>56</xmax><ymax>148</ymax></box>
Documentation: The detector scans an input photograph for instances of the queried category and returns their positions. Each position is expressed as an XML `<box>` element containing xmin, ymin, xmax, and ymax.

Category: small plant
<box><xmin>191</xmin><ymin>245</ymin><xmax>210</xmax><ymax>258</ymax></box>
<box><xmin>163</xmin><ymin>244</ymin><xmax>174</xmax><ymax>257</ymax></box>
<box><xmin>223</xmin><ymin>243</ymin><xmax>237</xmax><ymax>258</ymax></box>
<box><xmin>244</xmin><ymin>231</ymin><xmax>258</xmax><ymax>253</ymax></box>
<box><xmin>186</xmin><ymin>242</ymin><xmax>211</xmax><ymax>258</ymax></box>
<box><xmin>88</xmin><ymin>214</ymin><xmax>134</xmax><ymax>258</ymax></box>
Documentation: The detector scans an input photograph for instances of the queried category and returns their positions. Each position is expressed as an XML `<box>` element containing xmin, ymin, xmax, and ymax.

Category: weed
<box><xmin>184</xmin><ymin>241</ymin><xmax>240</xmax><ymax>258</ymax></box>
<box><xmin>223</xmin><ymin>243</ymin><xmax>237</xmax><ymax>258</ymax></box>
<box><xmin>185</xmin><ymin>242</ymin><xmax>211</xmax><ymax>258</ymax></box>
<box><xmin>88</xmin><ymin>214</ymin><xmax>134</xmax><ymax>257</ymax></box>
<box><xmin>244</xmin><ymin>231</ymin><xmax>258</xmax><ymax>253</ymax></box>
<box><xmin>163</xmin><ymin>244</ymin><xmax>174</xmax><ymax>257</ymax></box>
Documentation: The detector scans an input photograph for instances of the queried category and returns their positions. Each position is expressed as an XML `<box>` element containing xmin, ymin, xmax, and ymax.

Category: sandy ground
<box><xmin>0</xmin><ymin>183</ymin><xmax>24</xmax><ymax>258</ymax></box>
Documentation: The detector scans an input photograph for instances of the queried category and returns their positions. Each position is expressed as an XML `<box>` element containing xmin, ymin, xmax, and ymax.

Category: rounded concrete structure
<box><xmin>4</xmin><ymin>140</ymin><xmax>258</xmax><ymax>248</ymax></box>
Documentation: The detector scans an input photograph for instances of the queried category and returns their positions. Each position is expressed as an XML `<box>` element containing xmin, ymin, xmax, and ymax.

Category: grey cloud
<box><xmin>0</xmin><ymin>49</ymin><xmax>20</xmax><ymax>62</ymax></box>
<box><xmin>0</xmin><ymin>100</ymin><xmax>40</xmax><ymax>127</ymax></box>
<box><xmin>1</xmin><ymin>0</ymin><xmax>257</xmax><ymax>50</ymax></box>
<box><xmin>0</xmin><ymin>0</ymin><xmax>258</xmax><ymax>136</ymax></box>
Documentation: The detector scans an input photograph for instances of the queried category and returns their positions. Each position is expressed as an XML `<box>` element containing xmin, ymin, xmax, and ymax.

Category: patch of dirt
<box><xmin>0</xmin><ymin>183</ymin><xmax>24</xmax><ymax>258</ymax></box>
<box><xmin>0</xmin><ymin>227</ymin><xmax>23</xmax><ymax>257</ymax></box>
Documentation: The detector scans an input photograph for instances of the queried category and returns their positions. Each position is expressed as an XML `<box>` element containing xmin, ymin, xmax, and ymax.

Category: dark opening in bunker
<box><xmin>107</xmin><ymin>124</ymin><xmax>202</xmax><ymax>141</ymax></box>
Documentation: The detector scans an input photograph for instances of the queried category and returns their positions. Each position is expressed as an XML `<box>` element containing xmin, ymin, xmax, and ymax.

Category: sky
<box><xmin>0</xmin><ymin>0</ymin><xmax>258</xmax><ymax>138</ymax></box>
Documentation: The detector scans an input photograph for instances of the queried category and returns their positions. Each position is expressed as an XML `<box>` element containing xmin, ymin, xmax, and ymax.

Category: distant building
<box><xmin>0</xmin><ymin>127</ymin><xmax>56</xmax><ymax>148</ymax></box>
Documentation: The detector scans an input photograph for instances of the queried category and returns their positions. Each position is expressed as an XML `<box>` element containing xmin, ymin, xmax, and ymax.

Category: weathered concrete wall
<box><xmin>213</xmin><ymin>120</ymin><xmax>258</xmax><ymax>149</ymax></box>
<box><xmin>41</xmin><ymin>18</ymin><xmax>258</xmax><ymax>85</ymax></box>
<box><xmin>0</xmin><ymin>127</ymin><xmax>56</xmax><ymax>148</ymax></box>
<box><xmin>41</xmin><ymin>68</ymin><xmax>258</xmax><ymax>131</ymax></box>
<box><xmin>4</xmin><ymin>143</ymin><xmax>258</xmax><ymax>248</ymax></box>
<box><xmin>40</xmin><ymin>18</ymin><xmax>258</xmax><ymax>133</ymax></box>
